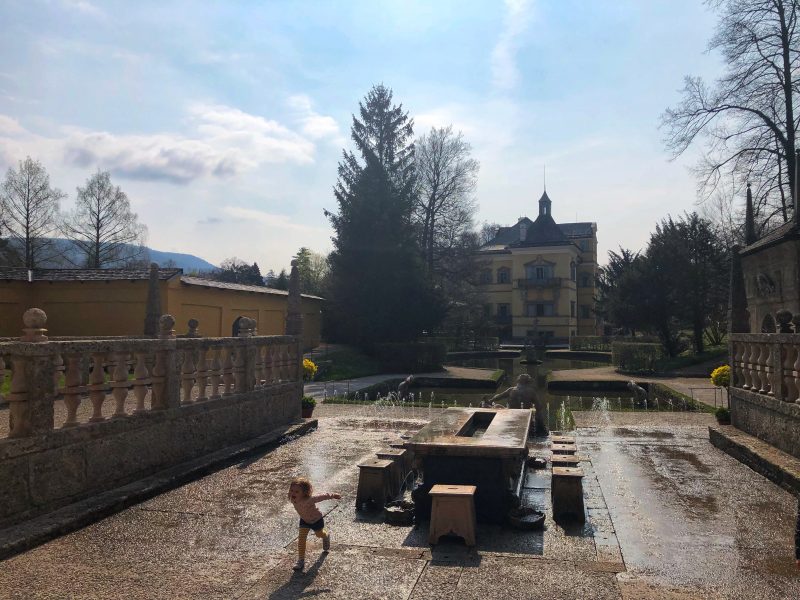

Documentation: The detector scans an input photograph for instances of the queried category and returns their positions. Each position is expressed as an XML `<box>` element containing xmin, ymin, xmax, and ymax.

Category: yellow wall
<box><xmin>477</xmin><ymin>233</ymin><xmax>600</xmax><ymax>341</ymax></box>
<box><xmin>0</xmin><ymin>278</ymin><xmax>323</xmax><ymax>348</ymax></box>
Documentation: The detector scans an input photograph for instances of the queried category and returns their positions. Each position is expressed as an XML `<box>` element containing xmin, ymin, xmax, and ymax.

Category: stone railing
<box><xmin>0</xmin><ymin>310</ymin><xmax>304</xmax><ymax>528</ymax></box>
<box><xmin>730</xmin><ymin>333</ymin><xmax>800</xmax><ymax>403</ymax></box>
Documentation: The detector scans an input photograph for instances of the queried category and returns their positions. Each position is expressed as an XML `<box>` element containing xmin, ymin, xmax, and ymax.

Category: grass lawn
<box><xmin>656</xmin><ymin>345</ymin><xmax>727</xmax><ymax>373</ymax></box>
<box><xmin>311</xmin><ymin>347</ymin><xmax>384</xmax><ymax>381</ymax></box>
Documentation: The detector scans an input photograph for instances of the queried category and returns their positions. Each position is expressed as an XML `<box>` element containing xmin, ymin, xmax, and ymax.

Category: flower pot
<box><xmin>301</xmin><ymin>407</ymin><xmax>314</xmax><ymax>418</ymax></box>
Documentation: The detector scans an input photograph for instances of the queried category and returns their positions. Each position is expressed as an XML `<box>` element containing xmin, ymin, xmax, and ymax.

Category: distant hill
<box><xmin>4</xmin><ymin>239</ymin><xmax>217</xmax><ymax>273</ymax></box>
<box><xmin>147</xmin><ymin>249</ymin><xmax>217</xmax><ymax>272</ymax></box>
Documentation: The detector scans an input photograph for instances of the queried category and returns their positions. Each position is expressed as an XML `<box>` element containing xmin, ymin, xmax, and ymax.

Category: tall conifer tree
<box><xmin>325</xmin><ymin>85</ymin><xmax>443</xmax><ymax>347</ymax></box>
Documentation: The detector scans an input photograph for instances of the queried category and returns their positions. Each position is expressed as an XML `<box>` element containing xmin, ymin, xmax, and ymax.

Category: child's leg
<box><xmin>314</xmin><ymin>527</ymin><xmax>330</xmax><ymax>551</ymax></box>
<box><xmin>297</xmin><ymin>527</ymin><xmax>310</xmax><ymax>560</ymax></box>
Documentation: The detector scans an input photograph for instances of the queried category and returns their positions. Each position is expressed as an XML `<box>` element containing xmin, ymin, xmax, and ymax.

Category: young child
<box><xmin>287</xmin><ymin>477</ymin><xmax>341</xmax><ymax>572</ymax></box>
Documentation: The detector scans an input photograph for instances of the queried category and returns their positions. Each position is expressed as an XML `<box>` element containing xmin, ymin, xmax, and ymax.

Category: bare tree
<box><xmin>0</xmin><ymin>156</ymin><xmax>65</xmax><ymax>268</ymax></box>
<box><xmin>63</xmin><ymin>170</ymin><xmax>147</xmax><ymax>268</ymax></box>
<box><xmin>414</xmin><ymin>126</ymin><xmax>480</xmax><ymax>272</ymax></box>
<box><xmin>662</xmin><ymin>0</ymin><xmax>800</xmax><ymax>229</ymax></box>
<box><xmin>478</xmin><ymin>221</ymin><xmax>502</xmax><ymax>245</ymax></box>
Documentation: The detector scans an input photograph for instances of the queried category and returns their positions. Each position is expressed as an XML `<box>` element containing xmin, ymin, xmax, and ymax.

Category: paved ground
<box><xmin>1</xmin><ymin>406</ymin><xmax>798</xmax><ymax>598</ymax></box>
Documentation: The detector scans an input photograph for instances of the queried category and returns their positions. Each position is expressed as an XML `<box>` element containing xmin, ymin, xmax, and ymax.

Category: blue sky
<box><xmin>0</xmin><ymin>0</ymin><xmax>723</xmax><ymax>271</ymax></box>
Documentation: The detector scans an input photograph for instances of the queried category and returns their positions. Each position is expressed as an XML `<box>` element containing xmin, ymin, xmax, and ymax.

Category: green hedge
<box><xmin>571</xmin><ymin>335</ymin><xmax>659</xmax><ymax>352</ymax></box>
<box><xmin>612</xmin><ymin>342</ymin><xmax>664</xmax><ymax>373</ymax></box>
<box><xmin>426</xmin><ymin>336</ymin><xmax>499</xmax><ymax>352</ymax></box>
<box><xmin>374</xmin><ymin>342</ymin><xmax>447</xmax><ymax>373</ymax></box>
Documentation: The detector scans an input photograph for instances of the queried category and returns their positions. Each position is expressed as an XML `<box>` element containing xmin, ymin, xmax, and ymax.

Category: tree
<box><xmin>478</xmin><ymin>221</ymin><xmax>502</xmax><ymax>245</ymax></box>
<box><xmin>662</xmin><ymin>0</ymin><xmax>800</xmax><ymax>229</ymax></box>
<box><xmin>208</xmin><ymin>257</ymin><xmax>265</xmax><ymax>286</ymax></box>
<box><xmin>294</xmin><ymin>247</ymin><xmax>329</xmax><ymax>296</ymax></box>
<box><xmin>273</xmin><ymin>268</ymin><xmax>289</xmax><ymax>291</ymax></box>
<box><xmin>0</xmin><ymin>156</ymin><xmax>65</xmax><ymax>268</ymax></box>
<box><xmin>595</xmin><ymin>248</ymin><xmax>646</xmax><ymax>336</ymax></box>
<box><xmin>325</xmin><ymin>84</ymin><xmax>444</xmax><ymax>347</ymax></box>
<box><xmin>414</xmin><ymin>126</ymin><xmax>479</xmax><ymax>272</ymax></box>
<box><xmin>63</xmin><ymin>170</ymin><xmax>147</xmax><ymax>268</ymax></box>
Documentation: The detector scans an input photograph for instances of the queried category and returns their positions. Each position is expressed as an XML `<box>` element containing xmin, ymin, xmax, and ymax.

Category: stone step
<box><xmin>709</xmin><ymin>425</ymin><xmax>800</xmax><ymax>494</ymax></box>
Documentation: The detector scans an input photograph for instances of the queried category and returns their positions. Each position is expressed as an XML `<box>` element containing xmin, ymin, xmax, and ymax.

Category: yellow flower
<box><xmin>303</xmin><ymin>358</ymin><xmax>318</xmax><ymax>380</ymax></box>
<box><xmin>710</xmin><ymin>365</ymin><xmax>730</xmax><ymax>388</ymax></box>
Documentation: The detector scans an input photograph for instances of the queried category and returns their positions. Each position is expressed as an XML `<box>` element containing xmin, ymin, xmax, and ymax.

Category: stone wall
<box><xmin>0</xmin><ymin>313</ymin><xmax>303</xmax><ymax>529</ymax></box>
<box><xmin>740</xmin><ymin>236</ymin><xmax>800</xmax><ymax>333</ymax></box>
<box><xmin>729</xmin><ymin>388</ymin><xmax>800</xmax><ymax>458</ymax></box>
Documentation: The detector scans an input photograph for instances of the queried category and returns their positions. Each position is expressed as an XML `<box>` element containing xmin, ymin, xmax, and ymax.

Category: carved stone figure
<box><xmin>627</xmin><ymin>380</ymin><xmax>648</xmax><ymax>404</ymax></box>
<box><xmin>398</xmin><ymin>375</ymin><xmax>415</xmax><ymax>401</ymax></box>
<box><xmin>488</xmin><ymin>374</ymin><xmax>547</xmax><ymax>434</ymax></box>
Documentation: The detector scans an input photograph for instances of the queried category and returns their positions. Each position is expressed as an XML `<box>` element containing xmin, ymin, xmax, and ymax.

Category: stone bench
<box><xmin>551</xmin><ymin>466</ymin><xmax>585</xmax><ymax>522</ymax></box>
<box><xmin>376</xmin><ymin>448</ymin><xmax>408</xmax><ymax>495</ymax></box>
<box><xmin>356</xmin><ymin>459</ymin><xmax>394</xmax><ymax>510</ymax></box>
<box><xmin>551</xmin><ymin>443</ymin><xmax>578</xmax><ymax>455</ymax></box>
<box><xmin>550</xmin><ymin>454</ymin><xmax>585</xmax><ymax>467</ymax></box>
<box><xmin>551</xmin><ymin>435</ymin><xmax>576</xmax><ymax>445</ymax></box>
<box><xmin>428</xmin><ymin>484</ymin><xmax>477</xmax><ymax>546</ymax></box>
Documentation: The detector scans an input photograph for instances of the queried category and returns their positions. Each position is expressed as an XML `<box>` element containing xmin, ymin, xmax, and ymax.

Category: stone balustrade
<box><xmin>730</xmin><ymin>333</ymin><xmax>800</xmax><ymax>403</ymax></box>
<box><xmin>0</xmin><ymin>310</ymin><xmax>304</xmax><ymax>529</ymax></box>
<box><xmin>0</xmin><ymin>334</ymin><xmax>301</xmax><ymax>439</ymax></box>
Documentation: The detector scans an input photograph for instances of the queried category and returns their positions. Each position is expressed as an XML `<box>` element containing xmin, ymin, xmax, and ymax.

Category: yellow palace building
<box><xmin>477</xmin><ymin>191</ymin><xmax>599</xmax><ymax>344</ymax></box>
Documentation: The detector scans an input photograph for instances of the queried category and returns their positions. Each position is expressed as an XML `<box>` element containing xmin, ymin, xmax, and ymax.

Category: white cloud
<box><xmin>0</xmin><ymin>102</ymin><xmax>320</xmax><ymax>184</ymax></box>
<box><xmin>491</xmin><ymin>0</ymin><xmax>534</xmax><ymax>92</ymax></box>
<box><xmin>58</xmin><ymin>0</ymin><xmax>104</xmax><ymax>18</ymax></box>
<box><xmin>221</xmin><ymin>206</ymin><xmax>329</xmax><ymax>235</ymax></box>
<box><xmin>287</xmin><ymin>94</ymin><xmax>344</xmax><ymax>143</ymax></box>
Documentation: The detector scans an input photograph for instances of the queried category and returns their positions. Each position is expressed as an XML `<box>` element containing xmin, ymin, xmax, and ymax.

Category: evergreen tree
<box><xmin>325</xmin><ymin>84</ymin><xmax>444</xmax><ymax>347</ymax></box>
<box><xmin>274</xmin><ymin>268</ymin><xmax>289</xmax><ymax>290</ymax></box>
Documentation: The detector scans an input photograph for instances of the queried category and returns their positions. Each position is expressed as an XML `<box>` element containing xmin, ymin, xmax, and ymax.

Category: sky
<box><xmin>0</xmin><ymin>0</ymin><xmax>725</xmax><ymax>272</ymax></box>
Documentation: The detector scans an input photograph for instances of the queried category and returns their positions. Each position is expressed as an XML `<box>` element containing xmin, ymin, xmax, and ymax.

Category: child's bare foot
<box><xmin>323</xmin><ymin>533</ymin><xmax>331</xmax><ymax>552</ymax></box>
<box><xmin>292</xmin><ymin>559</ymin><xmax>305</xmax><ymax>572</ymax></box>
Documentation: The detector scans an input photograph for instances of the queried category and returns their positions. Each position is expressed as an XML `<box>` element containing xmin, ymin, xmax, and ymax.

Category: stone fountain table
<box><xmin>406</xmin><ymin>408</ymin><xmax>531</xmax><ymax>524</ymax></box>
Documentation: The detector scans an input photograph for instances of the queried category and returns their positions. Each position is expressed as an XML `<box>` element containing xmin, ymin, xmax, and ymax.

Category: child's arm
<box><xmin>309</xmin><ymin>492</ymin><xmax>342</xmax><ymax>502</ymax></box>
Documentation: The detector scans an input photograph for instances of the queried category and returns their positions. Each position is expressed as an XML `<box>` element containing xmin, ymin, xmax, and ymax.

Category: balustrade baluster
<box><xmin>731</xmin><ymin>342</ymin><xmax>743</xmax><ymax>388</ymax></box>
<box><xmin>209</xmin><ymin>347</ymin><xmax>222</xmax><ymax>399</ymax></box>
<box><xmin>265</xmin><ymin>345</ymin><xmax>275</xmax><ymax>384</ymax></box>
<box><xmin>151</xmin><ymin>350</ymin><xmax>167</xmax><ymax>410</ymax></box>
<box><xmin>88</xmin><ymin>352</ymin><xmax>108</xmax><ymax>422</ymax></box>
<box><xmin>794</xmin><ymin>342</ymin><xmax>800</xmax><ymax>404</ymax></box>
<box><xmin>254</xmin><ymin>345</ymin><xmax>265</xmax><ymax>388</ymax></box>
<box><xmin>758</xmin><ymin>343</ymin><xmax>772</xmax><ymax>395</ymax></box>
<box><xmin>111</xmin><ymin>351</ymin><xmax>130</xmax><ymax>417</ymax></box>
<box><xmin>745</xmin><ymin>342</ymin><xmax>757</xmax><ymax>390</ymax></box>
<box><xmin>62</xmin><ymin>354</ymin><xmax>83</xmax><ymax>427</ymax></box>
<box><xmin>782</xmin><ymin>345</ymin><xmax>798</xmax><ymax>402</ymax></box>
<box><xmin>8</xmin><ymin>357</ymin><xmax>30</xmax><ymax>437</ymax></box>
<box><xmin>53</xmin><ymin>351</ymin><xmax>64</xmax><ymax>396</ymax></box>
<box><xmin>222</xmin><ymin>348</ymin><xmax>234</xmax><ymax>396</ymax></box>
<box><xmin>132</xmin><ymin>352</ymin><xmax>150</xmax><ymax>414</ymax></box>
<box><xmin>233</xmin><ymin>344</ymin><xmax>246</xmax><ymax>392</ymax></box>
<box><xmin>196</xmin><ymin>347</ymin><xmax>209</xmax><ymax>401</ymax></box>
<box><xmin>181</xmin><ymin>347</ymin><xmax>196</xmax><ymax>404</ymax></box>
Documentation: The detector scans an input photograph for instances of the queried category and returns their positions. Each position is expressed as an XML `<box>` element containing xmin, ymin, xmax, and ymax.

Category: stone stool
<box><xmin>428</xmin><ymin>484</ymin><xmax>477</xmax><ymax>546</ymax></box>
<box><xmin>551</xmin><ymin>443</ymin><xmax>578</xmax><ymax>455</ymax></box>
<box><xmin>551</xmin><ymin>435</ymin><xmax>576</xmax><ymax>445</ymax></box>
<box><xmin>551</xmin><ymin>454</ymin><xmax>585</xmax><ymax>468</ymax></box>
<box><xmin>551</xmin><ymin>467</ymin><xmax>585</xmax><ymax>523</ymax></box>
<box><xmin>356</xmin><ymin>459</ymin><xmax>394</xmax><ymax>510</ymax></box>
<box><xmin>376</xmin><ymin>449</ymin><xmax>407</xmax><ymax>495</ymax></box>
<box><xmin>389</xmin><ymin>443</ymin><xmax>413</xmax><ymax>475</ymax></box>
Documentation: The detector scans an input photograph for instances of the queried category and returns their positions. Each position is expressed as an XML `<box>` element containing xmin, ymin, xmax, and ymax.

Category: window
<box><xmin>570</xmin><ymin>301</ymin><xmax>576</xmax><ymax>317</ymax></box>
<box><xmin>580</xmin><ymin>273</ymin><xmax>591</xmax><ymax>288</ymax></box>
<box><xmin>497</xmin><ymin>268</ymin><xmax>510</xmax><ymax>284</ymax></box>
<box><xmin>497</xmin><ymin>303</ymin><xmax>511</xmax><ymax>317</ymax></box>
<box><xmin>580</xmin><ymin>305</ymin><xmax>591</xmax><ymax>319</ymax></box>
<box><xmin>526</xmin><ymin>302</ymin><xmax>554</xmax><ymax>317</ymax></box>
<box><xmin>526</xmin><ymin>265</ymin><xmax>553</xmax><ymax>281</ymax></box>
<box><xmin>480</xmin><ymin>269</ymin><xmax>492</xmax><ymax>284</ymax></box>
<box><xmin>570</xmin><ymin>262</ymin><xmax>576</xmax><ymax>281</ymax></box>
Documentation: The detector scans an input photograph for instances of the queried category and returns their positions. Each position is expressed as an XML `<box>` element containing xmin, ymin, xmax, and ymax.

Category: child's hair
<box><xmin>290</xmin><ymin>477</ymin><xmax>312</xmax><ymax>497</ymax></box>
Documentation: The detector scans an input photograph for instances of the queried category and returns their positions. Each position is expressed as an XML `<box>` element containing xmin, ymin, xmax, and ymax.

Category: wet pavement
<box><xmin>1</xmin><ymin>407</ymin><xmax>798</xmax><ymax>598</ymax></box>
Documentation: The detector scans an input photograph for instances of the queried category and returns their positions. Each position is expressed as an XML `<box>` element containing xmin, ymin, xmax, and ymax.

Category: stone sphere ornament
<box><xmin>23</xmin><ymin>308</ymin><xmax>47</xmax><ymax>329</ymax></box>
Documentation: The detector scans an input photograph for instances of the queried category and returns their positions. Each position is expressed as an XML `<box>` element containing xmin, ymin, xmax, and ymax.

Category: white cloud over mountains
<box><xmin>0</xmin><ymin>101</ymin><xmax>339</xmax><ymax>184</ymax></box>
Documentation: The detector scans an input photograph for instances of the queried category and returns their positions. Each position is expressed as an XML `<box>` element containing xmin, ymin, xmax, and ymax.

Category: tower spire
<box><xmin>744</xmin><ymin>182</ymin><xmax>756</xmax><ymax>245</ymax></box>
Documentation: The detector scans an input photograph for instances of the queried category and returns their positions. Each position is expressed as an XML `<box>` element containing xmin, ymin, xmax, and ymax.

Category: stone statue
<box><xmin>398</xmin><ymin>375</ymin><xmax>415</xmax><ymax>401</ymax></box>
<box><xmin>488</xmin><ymin>374</ymin><xmax>547</xmax><ymax>435</ymax></box>
<box><xmin>627</xmin><ymin>380</ymin><xmax>648</xmax><ymax>404</ymax></box>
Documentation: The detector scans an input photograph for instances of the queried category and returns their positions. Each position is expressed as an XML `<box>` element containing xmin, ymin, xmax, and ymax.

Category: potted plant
<box><xmin>710</xmin><ymin>365</ymin><xmax>731</xmax><ymax>416</ymax></box>
<box><xmin>301</xmin><ymin>395</ymin><xmax>316</xmax><ymax>418</ymax></box>
<box><xmin>303</xmin><ymin>358</ymin><xmax>318</xmax><ymax>381</ymax></box>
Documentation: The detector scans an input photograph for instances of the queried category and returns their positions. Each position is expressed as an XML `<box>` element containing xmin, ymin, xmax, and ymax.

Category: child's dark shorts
<box><xmin>299</xmin><ymin>517</ymin><xmax>324</xmax><ymax>531</ymax></box>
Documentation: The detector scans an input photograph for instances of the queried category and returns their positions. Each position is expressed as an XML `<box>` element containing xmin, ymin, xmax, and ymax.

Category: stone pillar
<box><xmin>157</xmin><ymin>315</ymin><xmax>181</xmax><ymax>409</ymax></box>
<box><xmin>744</xmin><ymin>184</ymin><xmax>757</xmax><ymax>245</ymax></box>
<box><xmin>728</xmin><ymin>246</ymin><xmax>749</xmax><ymax>334</ymax></box>
<box><xmin>285</xmin><ymin>259</ymin><xmax>303</xmax><ymax>338</ymax></box>
<box><xmin>7</xmin><ymin>354</ymin><xmax>56</xmax><ymax>437</ymax></box>
<box><xmin>144</xmin><ymin>263</ymin><xmax>161</xmax><ymax>337</ymax></box>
